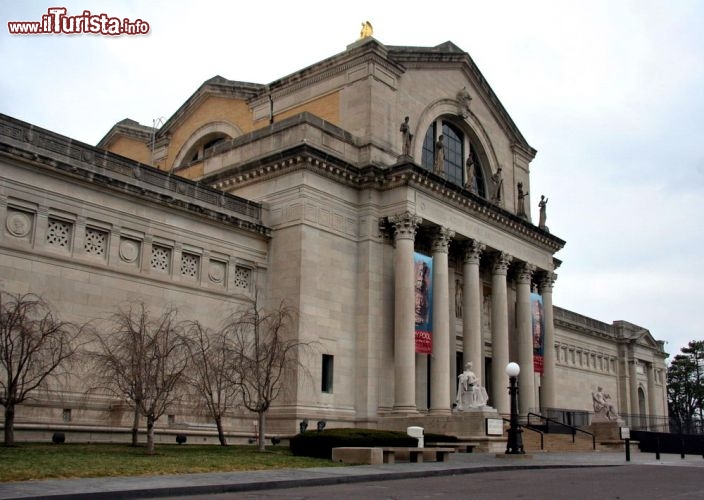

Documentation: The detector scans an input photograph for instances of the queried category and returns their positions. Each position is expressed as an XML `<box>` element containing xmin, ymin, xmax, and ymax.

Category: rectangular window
<box><xmin>321</xmin><ymin>354</ymin><xmax>334</xmax><ymax>393</ymax></box>
<box><xmin>62</xmin><ymin>409</ymin><xmax>71</xmax><ymax>422</ymax></box>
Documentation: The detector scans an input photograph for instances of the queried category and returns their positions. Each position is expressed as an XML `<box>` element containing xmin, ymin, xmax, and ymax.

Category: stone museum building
<box><xmin>0</xmin><ymin>35</ymin><xmax>668</xmax><ymax>442</ymax></box>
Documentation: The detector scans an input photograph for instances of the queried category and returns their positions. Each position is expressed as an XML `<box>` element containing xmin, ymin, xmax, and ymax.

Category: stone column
<box><xmin>389</xmin><ymin>212</ymin><xmax>422</xmax><ymax>413</ymax></box>
<box><xmin>516</xmin><ymin>262</ymin><xmax>536</xmax><ymax>415</ymax></box>
<box><xmin>429</xmin><ymin>227</ymin><xmax>454</xmax><ymax>415</ymax></box>
<box><xmin>539</xmin><ymin>272</ymin><xmax>557</xmax><ymax>410</ymax></box>
<box><xmin>629</xmin><ymin>350</ymin><xmax>639</xmax><ymax>415</ymax></box>
<box><xmin>462</xmin><ymin>240</ymin><xmax>485</xmax><ymax>384</ymax></box>
<box><xmin>491</xmin><ymin>252</ymin><xmax>512</xmax><ymax>414</ymax></box>
<box><xmin>646</xmin><ymin>362</ymin><xmax>656</xmax><ymax>429</ymax></box>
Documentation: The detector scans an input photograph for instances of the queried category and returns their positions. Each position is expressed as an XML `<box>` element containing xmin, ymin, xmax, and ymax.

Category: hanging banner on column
<box><xmin>414</xmin><ymin>252</ymin><xmax>433</xmax><ymax>354</ymax></box>
<box><xmin>531</xmin><ymin>293</ymin><xmax>545</xmax><ymax>374</ymax></box>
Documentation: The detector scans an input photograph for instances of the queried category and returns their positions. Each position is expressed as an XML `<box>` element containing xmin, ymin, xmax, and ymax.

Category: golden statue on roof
<box><xmin>359</xmin><ymin>21</ymin><xmax>373</xmax><ymax>39</ymax></box>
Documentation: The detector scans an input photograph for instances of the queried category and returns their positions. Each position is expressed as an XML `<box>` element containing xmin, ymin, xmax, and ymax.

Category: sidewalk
<box><xmin>1</xmin><ymin>450</ymin><xmax>703</xmax><ymax>499</ymax></box>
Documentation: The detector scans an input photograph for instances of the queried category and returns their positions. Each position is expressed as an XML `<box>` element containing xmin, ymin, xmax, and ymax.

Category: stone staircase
<box><xmin>521</xmin><ymin>427</ymin><xmax>598</xmax><ymax>452</ymax></box>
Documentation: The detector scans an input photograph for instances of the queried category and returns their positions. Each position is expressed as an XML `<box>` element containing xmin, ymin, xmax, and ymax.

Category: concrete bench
<box><xmin>425</xmin><ymin>441</ymin><xmax>478</xmax><ymax>453</ymax></box>
<box><xmin>331</xmin><ymin>447</ymin><xmax>383</xmax><ymax>465</ymax></box>
<box><xmin>382</xmin><ymin>447</ymin><xmax>455</xmax><ymax>463</ymax></box>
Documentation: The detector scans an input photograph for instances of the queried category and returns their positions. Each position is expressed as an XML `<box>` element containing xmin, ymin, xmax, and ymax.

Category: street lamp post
<box><xmin>506</xmin><ymin>362</ymin><xmax>524</xmax><ymax>454</ymax></box>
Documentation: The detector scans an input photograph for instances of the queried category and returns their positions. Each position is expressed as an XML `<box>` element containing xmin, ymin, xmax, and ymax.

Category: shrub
<box><xmin>51</xmin><ymin>432</ymin><xmax>66</xmax><ymax>444</ymax></box>
<box><xmin>175</xmin><ymin>434</ymin><xmax>187</xmax><ymax>444</ymax></box>
<box><xmin>423</xmin><ymin>433</ymin><xmax>459</xmax><ymax>443</ymax></box>
<box><xmin>289</xmin><ymin>428</ymin><xmax>417</xmax><ymax>459</ymax></box>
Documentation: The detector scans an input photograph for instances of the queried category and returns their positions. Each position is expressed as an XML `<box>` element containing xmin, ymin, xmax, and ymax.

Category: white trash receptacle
<box><xmin>407</xmin><ymin>426</ymin><xmax>424</xmax><ymax>448</ymax></box>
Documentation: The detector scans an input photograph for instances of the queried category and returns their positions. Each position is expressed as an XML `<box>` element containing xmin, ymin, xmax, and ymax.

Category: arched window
<box><xmin>421</xmin><ymin>119</ymin><xmax>486</xmax><ymax>198</ymax></box>
<box><xmin>187</xmin><ymin>133</ymin><xmax>229</xmax><ymax>164</ymax></box>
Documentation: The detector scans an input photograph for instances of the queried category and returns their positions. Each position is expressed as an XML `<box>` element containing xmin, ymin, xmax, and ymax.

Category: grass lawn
<box><xmin>0</xmin><ymin>443</ymin><xmax>340</xmax><ymax>482</ymax></box>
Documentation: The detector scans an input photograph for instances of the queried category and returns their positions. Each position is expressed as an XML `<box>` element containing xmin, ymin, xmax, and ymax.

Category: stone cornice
<box><xmin>96</xmin><ymin>118</ymin><xmax>155</xmax><ymax>149</ymax></box>
<box><xmin>261</xmin><ymin>38</ymin><xmax>405</xmax><ymax>102</ymax></box>
<box><xmin>202</xmin><ymin>125</ymin><xmax>565</xmax><ymax>254</ymax></box>
<box><xmin>157</xmin><ymin>76</ymin><xmax>264</xmax><ymax>138</ymax></box>
<box><xmin>0</xmin><ymin>113</ymin><xmax>269</xmax><ymax>238</ymax></box>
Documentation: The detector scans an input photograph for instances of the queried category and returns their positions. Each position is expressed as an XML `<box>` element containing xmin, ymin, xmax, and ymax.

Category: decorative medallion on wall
<box><xmin>119</xmin><ymin>238</ymin><xmax>140</xmax><ymax>263</ymax></box>
<box><xmin>208</xmin><ymin>260</ymin><xmax>226</xmax><ymax>284</ymax></box>
<box><xmin>6</xmin><ymin>210</ymin><xmax>32</xmax><ymax>238</ymax></box>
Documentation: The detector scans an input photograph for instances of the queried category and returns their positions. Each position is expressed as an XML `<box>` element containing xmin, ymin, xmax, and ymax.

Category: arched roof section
<box><xmin>172</xmin><ymin>121</ymin><xmax>243</xmax><ymax>170</ymax></box>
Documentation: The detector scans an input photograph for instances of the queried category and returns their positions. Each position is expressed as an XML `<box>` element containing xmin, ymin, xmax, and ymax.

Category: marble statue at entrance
<box><xmin>455</xmin><ymin>362</ymin><xmax>489</xmax><ymax>410</ymax></box>
<box><xmin>592</xmin><ymin>386</ymin><xmax>619</xmax><ymax>421</ymax></box>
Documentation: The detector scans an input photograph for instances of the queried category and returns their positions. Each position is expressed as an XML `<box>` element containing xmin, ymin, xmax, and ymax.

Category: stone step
<box><xmin>521</xmin><ymin>429</ymin><xmax>597</xmax><ymax>452</ymax></box>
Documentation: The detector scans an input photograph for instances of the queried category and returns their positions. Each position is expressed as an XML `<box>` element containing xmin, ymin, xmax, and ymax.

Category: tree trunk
<box><xmin>215</xmin><ymin>415</ymin><xmax>227</xmax><ymax>446</ymax></box>
<box><xmin>4</xmin><ymin>404</ymin><xmax>15</xmax><ymax>447</ymax></box>
<box><xmin>146</xmin><ymin>415</ymin><xmax>156</xmax><ymax>455</ymax></box>
<box><xmin>257</xmin><ymin>410</ymin><xmax>266</xmax><ymax>451</ymax></box>
<box><xmin>131</xmin><ymin>406</ymin><xmax>140</xmax><ymax>447</ymax></box>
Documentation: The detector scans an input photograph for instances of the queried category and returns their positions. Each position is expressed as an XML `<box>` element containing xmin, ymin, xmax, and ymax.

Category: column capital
<box><xmin>539</xmin><ymin>271</ymin><xmax>558</xmax><ymax>293</ymax></box>
<box><xmin>516</xmin><ymin>262</ymin><xmax>536</xmax><ymax>284</ymax></box>
<box><xmin>388</xmin><ymin>212</ymin><xmax>423</xmax><ymax>241</ymax></box>
<box><xmin>492</xmin><ymin>252</ymin><xmax>513</xmax><ymax>275</ymax></box>
<box><xmin>431</xmin><ymin>227</ymin><xmax>454</xmax><ymax>254</ymax></box>
<box><xmin>462</xmin><ymin>239</ymin><xmax>485</xmax><ymax>264</ymax></box>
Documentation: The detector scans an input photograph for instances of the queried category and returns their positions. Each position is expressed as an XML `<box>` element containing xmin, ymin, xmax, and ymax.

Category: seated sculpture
<box><xmin>455</xmin><ymin>362</ymin><xmax>489</xmax><ymax>410</ymax></box>
<box><xmin>592</xmin><ymin>386</ymin><xmax>619</xmax><ymax>421</ymax></box>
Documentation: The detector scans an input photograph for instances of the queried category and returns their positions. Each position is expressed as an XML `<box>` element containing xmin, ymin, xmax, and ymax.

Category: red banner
<box><xmin>414</xmin><ymin>253</ymin><xmax>433</xmax><ymax>354</ymax></box>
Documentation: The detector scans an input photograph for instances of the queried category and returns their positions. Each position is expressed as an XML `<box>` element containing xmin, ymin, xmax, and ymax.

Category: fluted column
<box><xmin>629</xmin><ymin>348</ymin><xmax>639</xmax><ymax>415</ymax></box>
<box><xmin>462</xmin><ymin>240</ymin><xmax>485</xmax><ymax>384</ymax></box>
<box><xmin>516</xmin><ymin>262</ymin><xmax>536</xmax><ymax>415</ymax></box>
<box><xmin>646</xmin><ymin>362</ymin><xmax>656</xmax><ymax>429</ymax></box>
<box><xmin>540</xmin><ymin>272</ymin><xmax>557</xmax><ymax>410</ymax></box>
<box><xmin>389</xmin><ymin>212</ymin><xmax>422</xmax><ymax>413</ymax></box>
<box><xmin>491</xmin><ymin>252</ymin><xmax>512</xmax><ymax>414</ymax></box>
<box><xmin>429</xmin><ymin>227</ymin><xmax>454</xmax><ymax>414</ymax></box>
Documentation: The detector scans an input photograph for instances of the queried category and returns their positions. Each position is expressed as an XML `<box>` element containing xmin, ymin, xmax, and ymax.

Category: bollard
<box><xmin>625</xmin><ymin>438</ymin><xmax>630</xmax><ymax>462</ymax></box>
<box><xmin>655</xmin><ymin>438</ymin><xmax>660</xmax><ymax>461</ymax></box>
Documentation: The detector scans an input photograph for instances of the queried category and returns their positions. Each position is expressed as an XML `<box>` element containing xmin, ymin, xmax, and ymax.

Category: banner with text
<box><xmin>531</xmin><ymin>293</ymin><xmax>545</xmax><ymax>373</ymax></box>
<box><xmin>414</xmin><ymin>252</ymin><xmax>433</xmax><ymax>354</ymax></box>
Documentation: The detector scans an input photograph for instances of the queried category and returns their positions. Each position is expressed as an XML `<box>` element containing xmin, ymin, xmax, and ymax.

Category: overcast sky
<box><xmin>1</xmin><ymin>1</ymin><xmax>702</xmax><ymax>360</ymax></box>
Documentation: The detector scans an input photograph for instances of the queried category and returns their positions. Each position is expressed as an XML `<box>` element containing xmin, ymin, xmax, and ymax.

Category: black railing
<box><xmin>503</xmin><ymin>417</ymin><xmax>543</xmax><ymax>450</ymax></box>
<box><xmin>544</xmin><ymin>407</ymin><xmax>591</xmax><ymax>428</ymax></box>
<box><xmin>527</xmin><ymin>412</ymin><xmax>595</xmax><ymax>450</ymax></box>
<box><xmin>618</xmin><ymin>413</ymin><xmax>695</xmax><ymax>434</ymax></box>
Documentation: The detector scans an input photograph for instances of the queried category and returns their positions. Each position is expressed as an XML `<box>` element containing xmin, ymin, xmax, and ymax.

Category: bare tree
<box><xmin>183</xmin><ymin>322</ymin><xmax>240</xmax><ymax>445</ymax></box>
<box><xmin>88</xmin><ymin>303</ymin><xmax>190</xmax><ymax>454</ymax></box>
<box><xmin>227</xmin><ymin>298</ymin><xmax>310</xmax><ymax>451</ymax></box>
<box><xmin>0</xmin><ymin>291</ymin><xmax>80</xmax><ymax>446</ymax></box>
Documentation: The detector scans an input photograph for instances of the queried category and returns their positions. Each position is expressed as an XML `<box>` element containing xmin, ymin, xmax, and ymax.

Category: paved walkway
<box><xmin>1</xmin><ymin>450</ymin><xmax>703</xmax><ymax>499</ymax></box>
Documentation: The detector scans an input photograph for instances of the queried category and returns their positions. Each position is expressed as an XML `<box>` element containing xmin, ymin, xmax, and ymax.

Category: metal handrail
<box><xmin>503</xmin><ymin>417</ymin><xmax>543</xmax><ymax>450</ymax></box>
<box><xmin>527</xmin><ymin>412</ymin><xmax>595</xmax><ymax>450</ymax></box>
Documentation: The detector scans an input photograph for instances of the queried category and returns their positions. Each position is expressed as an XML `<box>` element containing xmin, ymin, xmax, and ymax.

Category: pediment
<box><xmin>386</xmin><ymin>41</ymin><xmax>534</xmax><ymax>155</ymax></box>
<box><xmin>158</xmin><ymin>76</ymin><xmax>264</xmax><ymax>138</ymax></box>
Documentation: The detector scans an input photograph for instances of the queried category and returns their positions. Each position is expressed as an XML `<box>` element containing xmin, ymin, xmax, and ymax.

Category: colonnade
<box><xmin>389</xmin><ymin>211</ymin><xmax>557</xmax><ymax>416</ymax></box>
